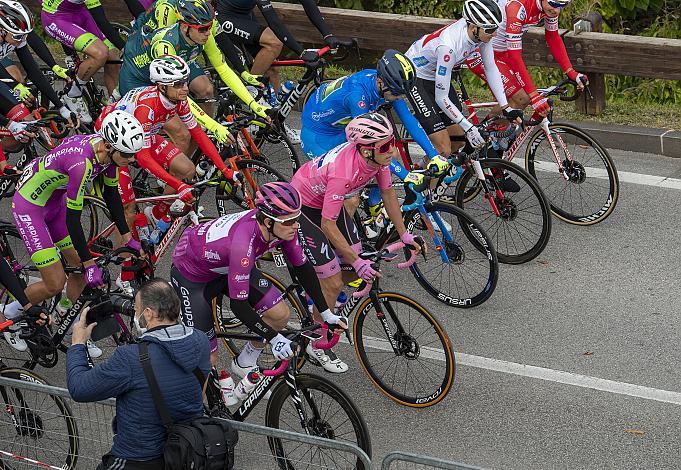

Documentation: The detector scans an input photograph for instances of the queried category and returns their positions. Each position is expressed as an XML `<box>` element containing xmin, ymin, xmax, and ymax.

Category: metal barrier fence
<box><xmin>381</xmin><ymin>452</ymin><xmax>484</xmax><ymax>470</ymax></box>
<box><xmin>0</xmin><ymin>375</ymin><xmax>371</xmax><ymax>469</ymax></box>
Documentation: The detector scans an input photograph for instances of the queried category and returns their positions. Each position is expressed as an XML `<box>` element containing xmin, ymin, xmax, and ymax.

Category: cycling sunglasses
<box><xmin>185</xmin><ymin>22</ymin><xmax>213</xmax><ymax>33</ymax></box>
<box><xmin>547</xmin><ymin>0</ymin><xmax>568</xmax><ymax>7</ymax></box>
<box><xmin>362</xmin><ymin>135</ymin><xmax>396</xmax><ymax>154</ymax></box>
<box><xmin>482</xmin><ymin>26</ymin><xmax>498</xmax><ymax>34</ymax></box>
<box><xmin>166</xmin><ymin>79</ymin><xmax>189</xmax><ymax>88</ymax></box>
<box><xmin>266</xmin><ymin>212</ymin><xmax>301</xmax><ymax>226</ymax></box>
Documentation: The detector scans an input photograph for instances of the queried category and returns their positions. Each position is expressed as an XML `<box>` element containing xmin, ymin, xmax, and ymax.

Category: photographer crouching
<box><xmin>67</xmin><ymin>278</ymin><xmax>211</xmax><ymax>469</ymax></box>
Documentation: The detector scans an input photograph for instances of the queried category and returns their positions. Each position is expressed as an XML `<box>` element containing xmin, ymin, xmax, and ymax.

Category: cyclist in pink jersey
<box><xmin>466</xmin><ymin>0</ymin><xmax>588</xmax><ymax>117</ymax></box>
<box><xmin>291</xmin><ymin>113</ymin><xmax>424</xmax><ymax>371</ymax></box>
<box><xmin>11</xmin><ymin>111</ymin><xmax>144</xmax><ymax>356</ymax></box>
<box><xmin>170</xmin><ymin>182</ymin><xmax>346</xmax><ymax>376</ymax></box>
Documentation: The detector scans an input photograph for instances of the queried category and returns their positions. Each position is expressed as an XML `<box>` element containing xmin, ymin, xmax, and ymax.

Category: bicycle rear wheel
<box><xmin>0</xmin><ymin>368</ymin><xmax>79</xmax><ymax>469</ymax></box>
<box><xmin>252</xmin><ymin>130</ymin><xmax>301</xmax><ymax>181</ymax></box>
<box><xmin>524</xmin><ymin>123</ymin><xmax>619</xmax><ymax>225</ymax></box>
<box><xmin>453</xmin><ymin>158</ymin><xmax>552</xmax><ymax>264</ymax></box>
<box><xmin>353</xmin><ymin>292</ymin><xmax>455</xmax><ymax>407</ymax></box>
<box><xmin>404</xmin><ymin>201</ymin><xmax>498</xmax><ymax>307</ymax></box>
<box><xmin>266</xmin><ymin>374</ymin><xmax>371</xmax><ymax>469</ymax></box>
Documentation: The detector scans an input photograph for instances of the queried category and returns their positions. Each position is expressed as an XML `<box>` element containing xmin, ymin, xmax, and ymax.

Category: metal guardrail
<box><xmin>381</xmin><ymin>452</ymin><xmax>485</xmax><ymax>470</ymax></box>
<box><xmin>0</xmin><ymin>375</ymin><xmax>371</xmax><ymax>469</ymax></box>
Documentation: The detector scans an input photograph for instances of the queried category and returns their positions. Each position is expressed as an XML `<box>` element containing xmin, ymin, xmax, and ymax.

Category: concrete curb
<box><xmin>562</xmin><ymin>120</ymin><xmax>681</xmax><ymax>158</ymax></box>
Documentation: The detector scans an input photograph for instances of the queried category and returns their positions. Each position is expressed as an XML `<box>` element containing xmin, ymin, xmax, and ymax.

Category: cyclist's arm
<box><xmin>203</xmin><ymin>37</ymin><xmax>269</xmax><ymax>118</ymax></box>
<box><xmin>543</xmin><ymin>16</ymin><xmax>577</xmax><ymax>79</ymax></box>
<box><xmin>297</xmin><ymin>0</ymin><xmax>333</xmax><ymax>38</ymax></box>
<box><xmin>256</xmin><ymin>0</ymin><xmax>304</xmax><ymax>55</ymax></box>
<box><xmin>65</xmin><ymin>159</ymin><xmax>95</xmax><ymax>264</ymax></box>
<box><xmin>391</xmin><ymin>98</ymin><xmax>439</xmax><ymax>159</ymax></box>
<box><xmin>186</xmin><ymin>97</ymin><xmax>231</xmax><ymax>141</ymax></box>
<box><xmin>15</xmin><ymin>45</ymin><xmax>63</xmax><ymax>108</ymax></box>
<box><xmin>179</xmin><ymin>101</ymin><xmax>232</xmax><ymax>176</ymax></box>
<box><xmin>433</xmin><ymin>47</ymin><xmax>473</xmax><ymax>131</ymax></box>
<box><xmin>479</xmin><ymin>43</ymin><xmax>509</xmax><ymax>108</ymax></box>
<box><xmin>285</xmin><ymin>252</ymin><xmax>332</xmax><ymax>314</ymax></box>
<box><xmin>380</xmin><ymin>184</ymin><xmax>409</xmax><ymax>237</ymax></box>
<box><xmin>123</xmin><ymin>0</ymin><xmax>145</xmax><ymax>18</ymax></box>
<box><xmin>502</xmin><ymin>2</ymin><xmax>537</xmax><ymax>95</ymax></box>
<box><xmin>0</xmin><ymin>257</ymin><xmax>29</xmax><ymax>307</ymax></box>
<box><xmin>99</xmin><ymin>169</ymin><xmax>131</xmax><ymax>238</ymax></box>
<box><xmin>136</xmin><ymin>148</ymin><xmax>184</xmax><ymax>191</ymax></box>
<box><xmin>26</xmin><ymin>32</ymin><xmax>58</xmax><ymax>69</ymax></box>
<box><xmin>84</xmin><ymin>0</ymin><xmax>126</xmax><ymax>50</ymax></box>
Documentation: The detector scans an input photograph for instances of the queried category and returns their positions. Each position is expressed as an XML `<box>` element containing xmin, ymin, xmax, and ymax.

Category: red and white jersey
<box><xmin>107</xmin><ymin>86</ymin><xmax>197</xmax><ymax>150</ymax></box>
<box><xmin>405</xmin><ymin>20</ymin><xmax>479</xmax><ymax>81</ymax></box>
<box><xmin>492</xmin><ymin>0</ymin><xmax>559</xmax><ymax>52</ymax></box>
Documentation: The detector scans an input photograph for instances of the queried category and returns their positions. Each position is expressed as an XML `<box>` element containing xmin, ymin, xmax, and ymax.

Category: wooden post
<box><xmin>575</xmin><ymin>12</ymin><xmax>605</xmax><ymax>115</ymax></box>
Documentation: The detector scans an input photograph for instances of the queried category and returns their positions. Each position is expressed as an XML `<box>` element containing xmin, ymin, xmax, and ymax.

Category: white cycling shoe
<box><xmin>64</xmin><ymin>94</ymin><xmax>92</xmax><ymax>124</ymax></box>
<box><xmin>3</xmin><ymin>328</ymin><xmax>27</xmax><ymax>352</ymax></box>
<box><xmin>305</xmin><ymin>343</ymin><xmax>348</xmax><ymax>373</ymax></box>
<box><xmin>116</xmin><ymin>275</ymin><xmax>135</xmax><ymax>296</ymax></box>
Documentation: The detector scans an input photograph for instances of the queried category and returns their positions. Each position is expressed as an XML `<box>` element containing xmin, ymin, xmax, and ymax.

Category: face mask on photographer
<box><xmin>134</xmin><ymin>308</ymin><xmax>149</xmax><ymax>335</ymax></box>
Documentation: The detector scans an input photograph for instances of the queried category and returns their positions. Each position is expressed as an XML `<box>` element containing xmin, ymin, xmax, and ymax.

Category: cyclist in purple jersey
<box><xmin>12</xmin><ymin>111</ymin><xmax>144</xmax><ymax>321</ymax></box>
<box><xmin>170</xmin><ymin>182</ymin><xmax>347</xmax><ymax>376</ymax></box>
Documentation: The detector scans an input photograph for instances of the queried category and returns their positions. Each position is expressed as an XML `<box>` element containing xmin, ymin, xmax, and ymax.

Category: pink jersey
<box><xmin>291</xmin><ymin>142</ymin><xmax>391</xmax><ymax>220</ymax></box>
<box><xmin>172</xmin><ymin>210</ymin><xmax>307</xmax><ymax>299</ymax></box>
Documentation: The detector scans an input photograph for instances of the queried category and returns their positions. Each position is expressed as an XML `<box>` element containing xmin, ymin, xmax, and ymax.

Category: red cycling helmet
<box><xmin>255</xmin><ymin>182</ymin><xmax>301</xmax><ymax>219</ymax></box>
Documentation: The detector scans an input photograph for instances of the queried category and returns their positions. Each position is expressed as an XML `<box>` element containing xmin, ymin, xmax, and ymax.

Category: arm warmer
<box><xmin>26</xmin><ymin>32</ymin><xmax>57</xmax><ymax>68</ymax></box>
<box><xmin>188</xmin><ymin>124</ymin><xmax>229</xmax><ymax>174</ymax></box>
<box><xmin>299</xmin><ymin>0</ymin><xmax>332</xmax><ymax>37</ymax></box>
<box><xmin>136</xmin><ymin>149</ymin><xmax>184</xmax><ymax>191</ymax></box>
<box><xmin>230</xmin><ymin>298</ymin><xmax>277</xmax><ymax>341</ymax></box>
<box><xmin>257</xmin><ymin>0</ymin><xmax>304</xmax><ymax>55</ymax></box>
<box><xmin>16</xmin><ymin>46</ymin><xmax>62</xmax><ymax>108</ymax></box>
<box><xmin>290</xmin><ymin>260</ymin><xmax>330</xmax><ymax>313</ymax></box>
<box><xmin>433</xmin><ymin>46</ymin><xmax>470</xmax><ymax>130</ymax></box>
<box><xmin>66</xmin><ymin>207</ymin><xmax>92</xmax><ymax>263</ymax></box>
<box><xmin>87</xmin><ymin>5</ymin><xmax>126</xmax><ymax>50</ymax></box>
<box><xmin>101</xmin><ymin>182</ymin><xmax>130</xmax><ymax>237</ymax></box>
<box><xmin>0</xmin><ymin>256</ymin><xmax>29</xmax><ymax>306</ymax></box>
<box><xmin>544</xmin><ymin>28</ymin><xmax>573</xmax><ymax>74</ymax></box>
<box><xmin>123</xmin><ymin>0</ymin><xmax>145</xmax><ymax>18</ymax></box>
<box><xmin>392</xmin><ymin>98</ymin><xmax>439</xmax><ymax>159</ymax></box>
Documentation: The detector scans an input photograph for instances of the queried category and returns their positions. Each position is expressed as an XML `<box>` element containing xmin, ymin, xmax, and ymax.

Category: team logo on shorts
<box><xmin>241</xmin><ymin>258</ymin><xmax>249</xmax><ymax>267</ymax></box>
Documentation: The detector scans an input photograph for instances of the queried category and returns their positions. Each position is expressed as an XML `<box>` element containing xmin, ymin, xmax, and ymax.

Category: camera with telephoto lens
<box><xmin>110</xmin><ymin>295</ymin><xmax>135</xmax><ymax>316</ymax></box>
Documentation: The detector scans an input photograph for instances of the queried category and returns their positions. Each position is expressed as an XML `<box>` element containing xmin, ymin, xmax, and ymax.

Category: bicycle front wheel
<box><xmin>405</xmin><ymin>201</ymin><xmax>498</xmax><ymax>307</ymax></box>
<box><xmin>266</xmin><ymin>373</ymin><xmax>371</xmax><ymax>469</ymax></box>
<box><xmin>216</xmin><ymin>159</ymin><xmax>285</xmax><ymax>214</ymax></box>
<box><xmin>524</xmin><ymin>123</ymin><xmax>619</xmax><ymax>225</ymax></box>
<box><xmin>353</xmin><ymin>292</ymin><xmax>455</xmax><ymax>407</ymax></box>
<box><xmin>253</xmin><ymin>130</ymin><xmax>301</xmax><ymax>181</ymax></box>
<box><xmin>453</xmin><ymin>158</ymin><xmax>552</xmax><ymax>264</ymax></box>
<box><xmin>0</xmin><ymin>368</ymin><xmax>79</xmax><ymax>470</ymax></box>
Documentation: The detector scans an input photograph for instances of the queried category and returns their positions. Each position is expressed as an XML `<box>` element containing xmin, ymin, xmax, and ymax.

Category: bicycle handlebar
<box><xmin>352</xmin><ymin>241</ymin><xmax>419</xmax><ymax>299</ymax></box>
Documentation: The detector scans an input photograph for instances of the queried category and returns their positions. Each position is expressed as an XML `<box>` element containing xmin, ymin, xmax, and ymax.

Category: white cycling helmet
<box><xmin>149</xmin><ymin>55</ymin><xmax>190</xmax><ymax>84</ymax></box>
<box><xmin>99</xmin><ymin>110</ymin><xmax>144</xmax><ymax>153</ymax></box>
<box><xmin>0</xmin><ymin>0</ymin><xmax>33</xmax><ymax>36</ymax></box>
<box><xmin>463</xmin><ymin>0</ymin><xmax>503</xmax><ymax>29</ymax></box>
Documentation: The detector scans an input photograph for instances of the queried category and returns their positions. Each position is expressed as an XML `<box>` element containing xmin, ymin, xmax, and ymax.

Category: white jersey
<box><xmin>405</xmin><ymin>20</ymin><xmax>479</xmax><ymax>81</ymax></box>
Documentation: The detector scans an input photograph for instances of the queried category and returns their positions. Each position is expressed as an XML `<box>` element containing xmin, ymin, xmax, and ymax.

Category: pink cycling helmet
<box><xmin>345</xmin><ymin>112</ymin><xmax>394</xmax><ymax>147</ymax></box>
<box><xmin>255</xmin><ymin>182</ymin><xmax>301</xmax><ymax>218</ymax></box>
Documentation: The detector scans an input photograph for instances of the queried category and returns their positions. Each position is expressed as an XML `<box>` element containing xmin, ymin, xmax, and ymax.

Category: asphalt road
<box><xmin>1</xmin><ymin>114</ymin><xmax>681</xmax><ymax>469</ymax></box>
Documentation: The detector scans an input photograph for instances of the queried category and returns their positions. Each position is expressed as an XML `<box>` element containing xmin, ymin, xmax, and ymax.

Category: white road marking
<box><xmin>409</xmin><ymin>144</ymin><xmax>681</xmax><ymax>189</ymax></box>
<box><xmin>358</xmin><ymin>335</ymin><xmax>681</xmax><ymax>405</ymax></box>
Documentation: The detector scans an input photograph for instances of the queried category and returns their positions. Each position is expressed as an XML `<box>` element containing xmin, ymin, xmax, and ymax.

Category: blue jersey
<box><xmin>301</xmin><ymin>69</ymin><xmax>438</xmax><ymax>162</ymax></box>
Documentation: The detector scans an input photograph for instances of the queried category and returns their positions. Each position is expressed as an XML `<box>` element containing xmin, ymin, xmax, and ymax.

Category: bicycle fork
<box><xmin>470</xmin><ymin>159</ymin><xmax>503</xmax><ymax>216</ymax></box>
<box><xmin>540</xmin><ymin>119</ymin><xmax>574</xmax><ymax>181</ymax></box>
<box><xmin>416</xmin><ymin>206</ymin><xmax>455</xmax><ymax>264</ymax></box>
<box><xmin>369</xmin><ymin>291</ymin><xmax>409</xmax><ymax>357</ymax></box>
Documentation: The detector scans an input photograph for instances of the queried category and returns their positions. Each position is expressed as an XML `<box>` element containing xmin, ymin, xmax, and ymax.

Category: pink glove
<box><xmin>351</xmin><ymin>258</ymin><xmax>379</xmax><ymax>282</ymax></box>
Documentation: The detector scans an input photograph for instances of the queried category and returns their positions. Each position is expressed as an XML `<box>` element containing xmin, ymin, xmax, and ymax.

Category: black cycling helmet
<box><xmin>376</xmin><ymin>49</ymin><xmax>416</xmax><ymax>96</ymax></box>
<box><xmin>463</xmin><ymin>0</ymin><xmax>503</xmax><ymax>30</ymax></box>
<box><xmin>177</xmin><ymin>0</ymin><xmax>215</xmax><ymax>26</ymax></box>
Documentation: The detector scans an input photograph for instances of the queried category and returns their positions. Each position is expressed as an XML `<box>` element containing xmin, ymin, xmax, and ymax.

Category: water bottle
<box><xmin>134</xmin><ymin>213</ymin><xmax>150</xmax><ymax>243</ymax></box>
<box><xmin>278</xmin><ymin>80</ymin><xmax>295</xmax><ymax>103</ymax></box>
<box><xmin>233</xmin><ymin>370</ymin><xmax>260</xmax><ymax>400</ymax></box>
<box><xmin>150</xmin><ymin>216</ymin><xmax>171</xmax><ymax>245</ymax></box>
<box><xmin>219</xmin><ymin>370</ymin><xmax>238</xmax><ymax>406</ymax></box>
<box><xmin>335</xmin><ymin>291</ymin><xmax>348</xmax><ymax>315</ymax></box>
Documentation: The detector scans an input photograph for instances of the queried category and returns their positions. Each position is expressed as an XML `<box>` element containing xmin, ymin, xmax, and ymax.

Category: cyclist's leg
<box><xmin>118</xmin><ymin>166</ymin><xmax>137</xmax><ymax>232</ymax></box>
<box><xmin>1</xmin><ymin>57</ymin><xmax>23</xmax><ymax>83</ymax></box>
<box><xmin>499</xmin><ymin>59</ymin><xmax>530</xmax><ymax>110</ymax></box>
<box><xmin>170</xmin><ymin>266</ymin><xmax>222</xmax><ymax>366</ymax></box>
<box><xmin>162</xmin><ymin>115</ymin><xmax>191</xmax><ymax>157</ymax></box>
<box><xmin>188</xmin><ymin>62</ymin><xmax>213</xmax><ymax>116</ymax></box>
<box><xmin>407</xmin><ymin>77</ymin><xmax>454</xmax><ymax>157</ymax></box>
<box><xmin>80</xmin><ymin>11</ymin><xmax>120</xmax><ymax>94</ymax></box>
<box><xmin>252</xmin><ymin>28</ymin><xmax>282</xmax><ymax>90</ymax></box>
<box><xmin>13</xmin><ymin>197</ymin><xmax>67</xmax><ymax>305</ymax></box>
